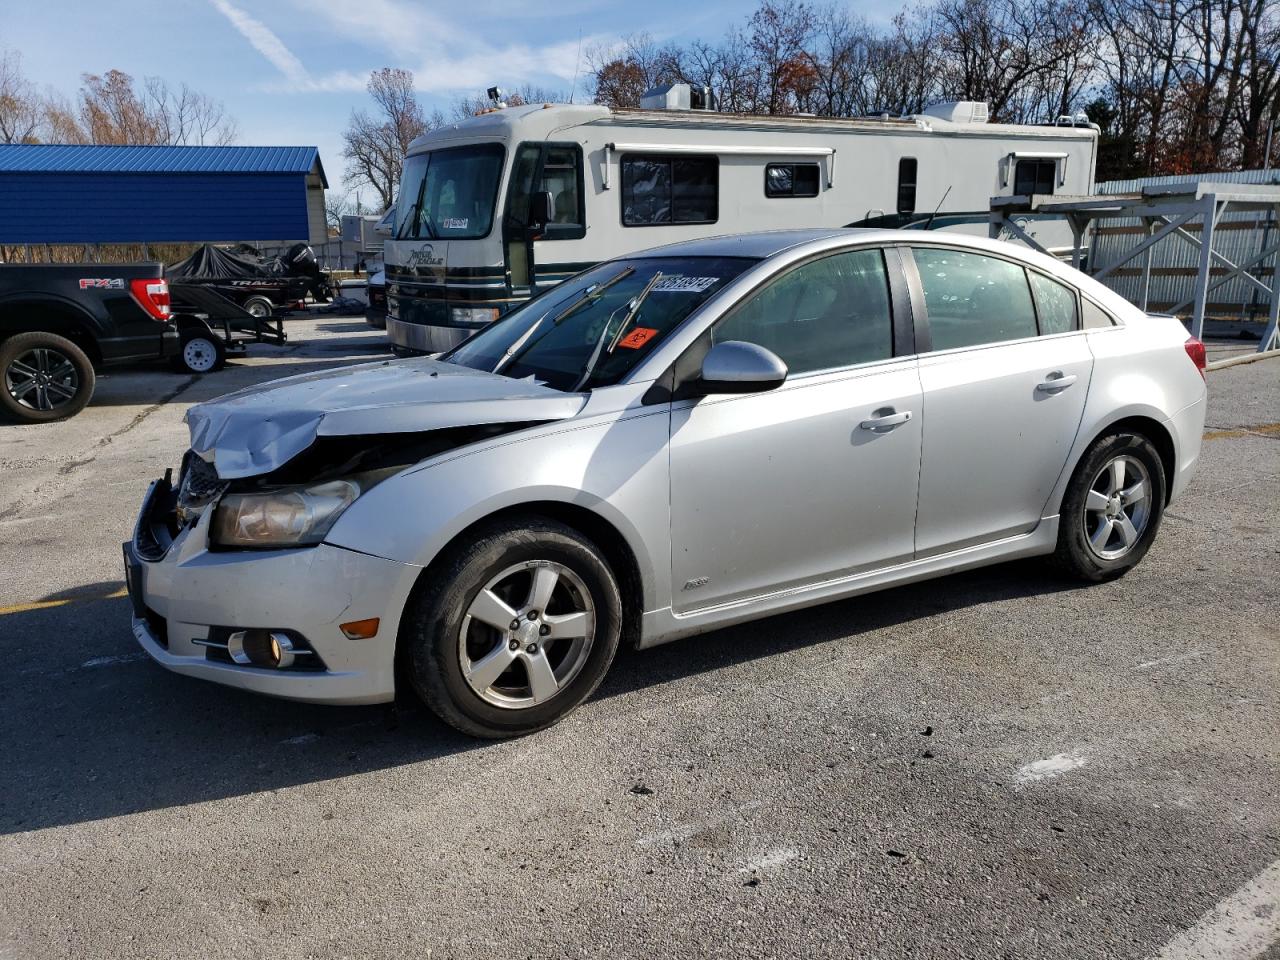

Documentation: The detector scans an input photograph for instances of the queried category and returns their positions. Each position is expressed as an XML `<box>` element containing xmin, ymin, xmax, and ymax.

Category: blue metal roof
<box><xmin>0</xmin><ymin>144</ymin><xmax>327</xmax><ymax>186</ymax></box>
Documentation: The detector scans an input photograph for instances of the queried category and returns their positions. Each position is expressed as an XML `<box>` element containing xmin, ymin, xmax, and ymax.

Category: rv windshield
<box><xmin>443</xmin><ymin>256</ymin><xmax>756</xmax><ymax>391</ymax></box>
<box><xmin>396</xmin><ymin>143</ymin><xmax>505</xmax><ymax>241</ymax></box>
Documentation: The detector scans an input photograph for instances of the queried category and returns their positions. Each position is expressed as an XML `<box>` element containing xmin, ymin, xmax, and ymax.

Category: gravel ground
<box><xmin>0</xmin><ymin>317</ymin><xmax>1276</xmax><ymax>960</ymax></box>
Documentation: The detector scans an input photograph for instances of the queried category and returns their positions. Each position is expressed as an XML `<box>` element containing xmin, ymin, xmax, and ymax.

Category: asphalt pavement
<box><xmin>1</xmin><ymin>318</ymin><xmax>1277</xmax><ymax>959</ymax></box>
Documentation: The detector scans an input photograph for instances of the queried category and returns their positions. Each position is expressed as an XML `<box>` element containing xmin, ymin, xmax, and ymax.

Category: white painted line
<box><xmin>80</xmin><ymin>653</ymin><xmax>148</xmax><ymax>668</ymax></box>
<box><xmin>739</xmin><ymin>846</ymin><xmax>800</xmax><ymax>873</ymax></box>
<box><xmin>1151</xmin><ymin>859</ymin><xmax>1280</xmax><ymax>960</ymax></box>
<box><xmin>1014</xmin><ymin>749</ymin><xmax>1088</xmax><ymax>787</ymax></box>
<box><xmin>1135</xmin><ymin>651</ymin><xmax>1205</xmax><ymax>671</ymax></box>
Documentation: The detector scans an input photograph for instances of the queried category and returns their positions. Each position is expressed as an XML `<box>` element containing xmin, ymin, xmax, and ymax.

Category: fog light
<box><xmin>340</xmin><ymin>618</ymin><xmax>380</xmax><ymax>640</ymax></box>
<box><xmin>227</xmin><ymin>629</ymin><xmax>296</xmax><ymax>669</ymax></box>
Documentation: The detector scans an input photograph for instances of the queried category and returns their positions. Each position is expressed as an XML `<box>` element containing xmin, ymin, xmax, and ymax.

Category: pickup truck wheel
<box><xmin>243</xmin><ymin>296</ymin><xmax>273</xmax><ymax>319</ymax></box>
<box><xmin>0</xmin><ymin>332</ymin><xmax>95</xmax><ymax>423</ymax></box>
<box><xmin>172</xmin><ymin>332</ymin><xmax>226</xmax><ymax>373</ymax></box>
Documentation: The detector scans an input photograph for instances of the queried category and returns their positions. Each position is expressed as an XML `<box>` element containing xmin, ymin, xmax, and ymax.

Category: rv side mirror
<box><xmin>374</xmin><ymin>219</ymin><xmax>394</xmax><ymax>238</ymax></box>
<box><xmin>529</xmin><ymin>191</ymin><xmax>555</xmax><ymax>231</ymax></box>
<box><xmin>699</xmin><ymin>341</ymin><xmax>788</xmax><ymax>395</ymax></box>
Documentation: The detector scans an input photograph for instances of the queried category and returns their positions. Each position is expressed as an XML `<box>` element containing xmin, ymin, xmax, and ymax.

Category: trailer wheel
<box><xmin>0</xmin><ymin>331</ymin><xmax>96</xmax><ymax>423</ymax></box>
<box><xmin>173</xmin><ymin>331</ymin><xmax>226</xmax><ymax>374</ymax></box>
<box><xmin>243</xmin><ymin>296</ymin><xmax>273</xmax><ymax>319</ymax></box>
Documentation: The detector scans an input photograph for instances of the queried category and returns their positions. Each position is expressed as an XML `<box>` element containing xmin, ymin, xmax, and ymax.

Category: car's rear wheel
<box><xmin>1052</xmin><ymin>431</ymin><xmax>1166</xmax><ymax>581</ymax></box>
<box><xmin>0</xmin><ymin>331</ymin><xmax>95</xmax><ymax>423</ymax></box>
<box><xmin>402</xmin><ymin>517</ymin><xmax>622</xmax><ymax>738</ymax></box>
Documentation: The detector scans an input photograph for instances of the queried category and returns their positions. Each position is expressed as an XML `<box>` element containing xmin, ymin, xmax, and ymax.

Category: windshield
<box><xmin>396</xmin><ymin>143</ymin><xmax>505</xmax><ymax>241</ymax></box>
<box><xmin>443</xmin><ymin>256</ymin><xmax>756</xmax><ymax>391</ymax></box>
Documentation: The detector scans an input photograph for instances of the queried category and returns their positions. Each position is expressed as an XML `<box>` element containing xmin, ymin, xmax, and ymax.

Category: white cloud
<box><xmin>208</xmin><ymin>0</ymin><xmax>313</xmax><ymax>87</ymax></box>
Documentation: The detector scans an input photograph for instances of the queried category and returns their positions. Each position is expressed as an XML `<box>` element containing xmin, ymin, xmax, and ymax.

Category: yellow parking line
<box><xmin>1203</xmin><ymin>422</ymin><xmax>1280</xmax><ymax>441</ymax></box>
<box><xmin>0</xmin><ymin>586</ymin><xmax>127</xmax><ymax>617</ymax></box>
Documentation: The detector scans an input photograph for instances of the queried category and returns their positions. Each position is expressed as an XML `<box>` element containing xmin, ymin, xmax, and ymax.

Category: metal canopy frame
<box><xmin>990</xmin><ymin>182</ymin><xmax>1280</xmax><ymax>353</ymax></box>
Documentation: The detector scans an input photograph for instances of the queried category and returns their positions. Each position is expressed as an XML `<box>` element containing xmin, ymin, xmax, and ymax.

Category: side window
<box><xmin>1082</xmin><ymin>299</ymin><xmax>1118</xmax><ymax>329</ymax></box>
<box><xmin>897</xmin><ymin>158</ymin><xmax>917</xmax><ymax>215</ymax></box>
<box><xmin>1029</xmin><ymin>272</ymin><xmax>1079</xmax><ymax>335</ymax></box>
<box><xmin>713</xmin><ymin>249</ymin><xmax>893</xmax><ymax>376</ymax></box>
<box><xmin>622</xmin><ymin>154</ymin><xmax>718</xmax><ymax>226</ymax></box>
<box><xmin>913</xmin><ymin>247</ymin><xmax>1038</xmax><ymax>350</ymax></box>
<box><xmin>540</xmin><ymin>146</ymin><xmax>582</xmax><ymax>231</ymax></box>
<box><xmin>765</xmin><ymin>163</ymin><xmax>820</xmax><ymax>198</ymax></box>
<box><xmin>1014</xmin><ymin>158</ymin><xmax>1056</xmax><ymax>196</ymax></box>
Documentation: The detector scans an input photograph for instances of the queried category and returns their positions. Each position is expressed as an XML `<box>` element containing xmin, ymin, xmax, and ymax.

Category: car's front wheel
<box><xmin>402</xmin><ymin>517</ymin><xmax>623</xmax><ymax>738</ymax></box>
<box><xmin>1053</xmin><ymin>431</ymin><xmax>1167</xmax><ymax>581</ymax></box>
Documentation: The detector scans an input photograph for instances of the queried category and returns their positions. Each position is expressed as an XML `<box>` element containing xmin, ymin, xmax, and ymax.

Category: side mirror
<box><xmin>529</xmin><ymin>191</ymin><xmax>555</xmax><ymax>231</ymax></box>
<box><xmin>374</xmin><ymin>219</ymin><xmax>394</xmax><ymax>238</ymax></box>
<box><xmin>699</xmin><ymin>340</ymin><xmax>788</xmax><ymax>394</ymax></box>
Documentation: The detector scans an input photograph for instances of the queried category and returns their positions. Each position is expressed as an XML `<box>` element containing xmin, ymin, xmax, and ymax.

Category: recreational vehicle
<box><xmin>385</xmin><ymin>87</ymin><xmax>1098</xmax><ymax>353</ymax></box>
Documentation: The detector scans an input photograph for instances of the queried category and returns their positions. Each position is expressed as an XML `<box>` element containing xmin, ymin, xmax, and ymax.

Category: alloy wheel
<box><xmin>1082</xmin><ymin>454</ymin><xmax>1152</xmax><ymax>561</ymax></box>
<box><xmin>458</xmin><ymin>560</ymin><xmax>596</xmax><ymax>709</ymax></box>
<box><xmin>4</xmin><ymin>347</ymin><xmax>80</xmax><ymax>412</ymax></box>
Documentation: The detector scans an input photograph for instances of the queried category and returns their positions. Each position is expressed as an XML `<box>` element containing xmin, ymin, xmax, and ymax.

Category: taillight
<box><xmin>129</xmin><ymin>278</ymin><xmax>171</xmax><ymax>321</ymax></box>
<box><xmin>1184</xmin><ymin>336</ymin><xmax>1206</xmax><ymax>379</ymax></box>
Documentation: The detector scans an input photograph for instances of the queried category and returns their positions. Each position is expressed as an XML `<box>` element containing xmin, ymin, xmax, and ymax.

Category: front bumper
<box><xmin>386</xmin><ymin>315</ymin><xmax>475</xmax><ymax>353</ymax></box>
<box><xmin>125</xmin><ymin>481</ymin><xmax>420</xmax><ymax>705</ymax></box>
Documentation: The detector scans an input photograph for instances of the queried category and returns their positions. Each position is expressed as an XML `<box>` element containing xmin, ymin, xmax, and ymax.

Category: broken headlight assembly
<box><xmin>210</xmin><ymin>471</ymin><xmax>392</xmax><ymax>548</ymax></box>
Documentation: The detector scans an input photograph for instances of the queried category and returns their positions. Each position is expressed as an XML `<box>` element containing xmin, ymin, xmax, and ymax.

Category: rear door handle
<box><xmin>1036</xmin><ymin>373</ymin><xmax>1078</xmax><ymax>393</ymax></box>
<box><xmin>859</xmin><ymin>409</ymin><xmax>912</xmax><ymax>431</ymax></box>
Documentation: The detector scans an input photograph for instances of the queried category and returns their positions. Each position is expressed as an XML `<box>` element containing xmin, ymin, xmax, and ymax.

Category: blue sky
<box><xmin>7</xmin><ymin>0</ymin><xmax>815</xmax><ymax>204</ymax></box>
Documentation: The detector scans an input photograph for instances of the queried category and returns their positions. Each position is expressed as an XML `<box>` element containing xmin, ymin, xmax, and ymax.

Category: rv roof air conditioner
<box><xmin>921</xmin><ymin>101</ymin><xmax>990</xmax><ymax>124</ymax></box>
<box><xmin>640</xmin><ymin>83</ymin><xmax>715</xmax><ymax>112</ymax></box>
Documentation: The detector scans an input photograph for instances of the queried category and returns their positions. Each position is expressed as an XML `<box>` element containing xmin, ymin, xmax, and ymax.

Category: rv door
<box><xmin>502</xmin><ymin>142</ymin><xmax>586</xmax><ymax>293</ymax></box>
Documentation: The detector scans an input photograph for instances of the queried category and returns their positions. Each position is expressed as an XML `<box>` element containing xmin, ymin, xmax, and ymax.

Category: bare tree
<box><xmin>0</xmin><ymin>50</ymin><xmax>42</xmax><ymax>143</ymax></box>
<box><xmin>342</xmin><ymin>68</ymin><xmax>431</xmax><ymax>211</ymax></box>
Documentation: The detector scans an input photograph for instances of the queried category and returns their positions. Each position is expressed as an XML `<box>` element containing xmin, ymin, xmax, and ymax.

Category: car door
<box><xmin>668</xmin><ymin>246</ymin><xmax>923</xmax><ymax>613</ymax></box>
<box><xmin>907</xmin><ymin>245</ymin><xmax>1094</xmax><ymax>556</ymax></box>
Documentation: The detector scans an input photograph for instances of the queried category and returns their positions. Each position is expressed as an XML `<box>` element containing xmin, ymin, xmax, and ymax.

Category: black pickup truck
<box><xmin>0</xmin><ymin>262</ymin><xmax>179</xmax><ymax>423</ymax></box>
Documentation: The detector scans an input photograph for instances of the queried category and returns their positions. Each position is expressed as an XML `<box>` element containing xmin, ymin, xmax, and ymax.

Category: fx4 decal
<box><xmin>78</xmin><ymin>278</ymin><xmax>125</xmax><ymax>290</ymax></box>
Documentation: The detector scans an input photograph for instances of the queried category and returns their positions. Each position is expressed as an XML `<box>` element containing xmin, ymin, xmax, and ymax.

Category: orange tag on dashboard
<box><xmin>617</xmin><ymin>327</ymin><xmax>659</xmax><ymax>349</ymax></box>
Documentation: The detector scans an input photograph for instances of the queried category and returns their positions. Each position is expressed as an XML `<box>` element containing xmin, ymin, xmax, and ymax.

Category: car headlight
<box><xmin>211</xmin><ymin>477</ymin><xmax>367</xmax><ymax>548</ymax></box>
<box><xmin>450</xmin><ymin>306</ymin><xmax>499</xmax><ymax>326</ymax></box>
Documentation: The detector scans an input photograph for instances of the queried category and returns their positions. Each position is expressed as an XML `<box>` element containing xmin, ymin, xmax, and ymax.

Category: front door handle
<box><xmin>859</xmin><ymin>409</ymin><xmax>913</xmax><ymax>432</ymax></box>
<box><xmin>1036</xmin><ymin>373</ymin><xmax>1078</xmax><ymax>393</ymax></box>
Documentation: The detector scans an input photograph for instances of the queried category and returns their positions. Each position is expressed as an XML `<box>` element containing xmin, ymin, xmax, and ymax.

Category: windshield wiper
<box><xmin>552</xmin><ymin>267</ymin><xmax>634</xmax><ymax>325</ymax></box>
<box><xmin>571</xmin><ymin>271</ymin><xmax>663</xmax><ymax>392</ymax></box>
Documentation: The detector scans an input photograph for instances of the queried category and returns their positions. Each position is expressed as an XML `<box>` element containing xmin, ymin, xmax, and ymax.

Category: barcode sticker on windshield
<box><xmin>617</xmin><ymin>327</ymin><xmax>659</xmax><ymax>349</ymax></box>
<box><xmin>652</xmin><ymin>275</ymin><xmax>719</xmax><ymax>293</ymax></box>
<box><xmin>443</xmin><ymin>217</ymin><xmax>468</xmax><ymax>229</ymax></box>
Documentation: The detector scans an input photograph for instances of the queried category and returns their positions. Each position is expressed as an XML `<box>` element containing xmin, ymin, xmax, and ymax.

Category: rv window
<box><xmin>897</xmin><ymin>158</ymin><xmax>917</xmax><ymax>215</ymax></box>
<box><xmin>504</xmin><ymin>143</ymin><xmax>584</xmax><ymax>241</ymax></box>
<box><xmin>622</xmin><ymin>154</ymin><xmax>718</xmax><ymax>226</ymax></box>
<box><xmin>765</xmin><ymin>163</ymin><xmax>820</xmax><ymax>198</ymax></box>
<box><xmin>912</xmin><ymin>247</ymin><xmax>1038</xmax><ymax>350</ymax></box>
<box><xmin>1028</xmin><ymin>272</ymin><xmax>1079</xmax><ymax>334</ymax></box>
<box><xmin>1014</xmin><ymin>158</ymin><xmax>1057</xmax><ymax>196</ymax></box>
<box><xmin>713</xmin><ymin>248</ymin><xmax>894</xmax><ymax>375</ymax></box>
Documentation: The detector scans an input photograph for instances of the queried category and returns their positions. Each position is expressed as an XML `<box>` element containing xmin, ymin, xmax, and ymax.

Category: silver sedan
<box><xmin>125</xmin><ymin>229</ymin><xmax>1208</xmax><ymax>737</ymax></box>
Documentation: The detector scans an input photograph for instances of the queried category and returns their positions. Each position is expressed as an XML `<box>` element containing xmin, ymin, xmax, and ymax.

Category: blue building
<box><xmin>0</xmin><ymin>144</ymin><xmax>328</xmax><ymax>245</ymax></box>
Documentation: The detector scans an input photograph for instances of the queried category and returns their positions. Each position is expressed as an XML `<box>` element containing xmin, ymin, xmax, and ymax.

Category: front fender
<box><xmin>324</xmin><ymin>406</ymin><xmax>673</xmax><ymax>613</ymax></box>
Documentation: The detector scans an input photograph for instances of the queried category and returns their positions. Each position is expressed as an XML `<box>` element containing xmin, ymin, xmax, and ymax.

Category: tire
<box><xmin>243</xmin><ymin>296</ymin><xmax>273</xmax><ymax>319</ymax></box>
<box><xmin>402</xmin><ymin>516</ymin><xmax>623</xmax><ymax>738</ymax></box>
<box><xmin>1051</xmin><ymin>431</ymin><xmax>1166</xmax><ymax>582</ymax></box>
<box><xmin>0</xmin><ymin>331</ymin><xmax>96</xmax><ymax>423</ymax></box>
<box><xmin>171</xmin><ymin>332</ymin><xmax>226</xmax><ymax>373</ymax></box>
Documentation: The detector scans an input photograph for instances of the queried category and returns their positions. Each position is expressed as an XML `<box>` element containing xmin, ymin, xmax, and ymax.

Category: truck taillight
<box><xmin>1184</xmin><ymin>336</ymin><xmax>1206</xmax><ymax>379</ymax></box>
<box><xmin>130</xmin><ymin>278</ymin><xmax>171</xmax><ymax>321</ymax></box>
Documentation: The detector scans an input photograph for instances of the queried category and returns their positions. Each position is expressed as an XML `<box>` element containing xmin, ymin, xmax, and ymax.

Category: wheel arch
<box><xmin>1064</xmin><ymin>413</ymin><xmax>1177</xmax><ymax>509</ymax></box>
<box><xmin>398</xmin><ymin>500</ymin><xmax>648</xmax><ymax>656</ymax></box>
<box><xmin>0</xmin><ymin>297</ymin><xmax>103</xmax><ymax>364</ymax></box>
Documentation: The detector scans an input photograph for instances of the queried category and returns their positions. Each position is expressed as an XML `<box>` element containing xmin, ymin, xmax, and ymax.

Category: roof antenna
<box><xmin>569</xmin><ymin>29</ymin><xmax>583</xmax><ymax>104</ymax></box>
<box><xmin>924</xmin><ymin>184</ymin><xmax>952</xmax><ymax>231</ymax></box>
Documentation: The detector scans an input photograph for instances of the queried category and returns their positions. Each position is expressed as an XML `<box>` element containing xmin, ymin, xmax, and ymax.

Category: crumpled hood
<box><xmin>186</xmin><ymin>357</ymin><xmax>587</xmax><ymax>479</ymax></box>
